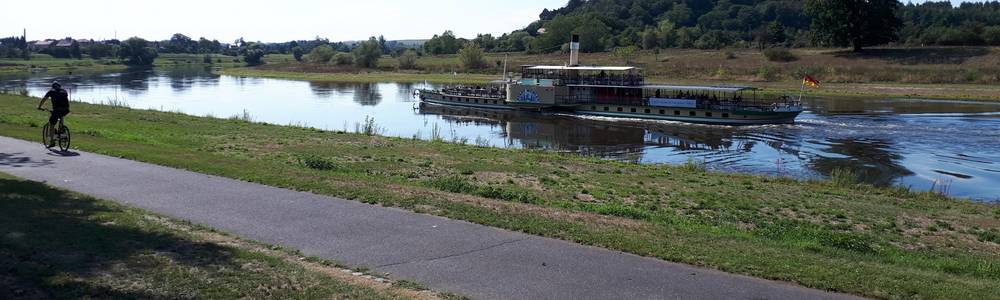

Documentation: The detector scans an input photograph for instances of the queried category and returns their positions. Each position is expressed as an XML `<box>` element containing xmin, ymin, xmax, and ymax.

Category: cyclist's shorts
<box><xmin>49</xmin><ymin>109</ymin><xmax>70</xmax><ymax>125</ymax></box>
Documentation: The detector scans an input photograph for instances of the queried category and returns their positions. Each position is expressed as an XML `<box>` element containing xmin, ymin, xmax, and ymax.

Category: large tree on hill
<box><xmin>805</xmin><ymin>0</ymin><xmax>902</xmax><ymax>52</ymax></box>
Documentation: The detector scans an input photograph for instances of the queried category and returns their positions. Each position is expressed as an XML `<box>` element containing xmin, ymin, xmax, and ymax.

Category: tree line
<box><xmin>420</xmin><ymin>0</ymin><xmax>1000</xmax><ymax>54</ymax></box>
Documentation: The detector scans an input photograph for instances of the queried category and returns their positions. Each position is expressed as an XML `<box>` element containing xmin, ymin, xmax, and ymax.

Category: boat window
<box><xmin>659</xmin><ymin>109</ymin><xmax>665</xmax><ymax>114</ymax></box>
<box><xmin>604</xmin><ymin>106</ymin><xmax>609</xmax><ymax>111</ymax></box>
<box><xmin>674</xmin><ymin>110</ymin><xmax>680</xmax><ymax>115</ymax></box>
<box><xmin>723</xmin><ymin>113</ymin><xmax>730</xmax><ymax>118</ymax></box>
<box><xmin>475</xmin><ymin>99</ymin><xmax>479</xmax><ymax>103</ymax></box>
<box><xmin>689</xmin><ymin>111</ymin><xmax>696</xmax><ymax>116</ymax></box>
<box><xmin>592</xmin><ymin>106</ymin><xmax>596</xmax><ymax>110</ymax></box>
<box><xmin>617</xmin><ymin>107</ymin><xmax>623</xmax><ymax>112</ymax></box>
<box><xmin>630</xmin><ymin>108</ymin><xmax>636</xmax><ymax>113</ymax></box>
<box><xmin>706</xmin><ymin>112</ymin><xmax>713</xmax><ymax>117</ymax></box>
<box><xmin>644</xmin><ymin>109</ymin><xmax>651</xmax><ymax>114</ymax></box>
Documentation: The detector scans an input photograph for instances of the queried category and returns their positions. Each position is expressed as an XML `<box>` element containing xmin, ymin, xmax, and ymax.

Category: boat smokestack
<box><xmin>569</xmin><ymin>34</ymin><xmax>580</xmax><ymax>66</ymax></box>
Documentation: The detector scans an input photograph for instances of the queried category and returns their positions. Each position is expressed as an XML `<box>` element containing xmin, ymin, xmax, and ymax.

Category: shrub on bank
<box><xmin>763</xmin><ymin>48</ymin><xmax>798</xmax><ymax>62</ymax></box>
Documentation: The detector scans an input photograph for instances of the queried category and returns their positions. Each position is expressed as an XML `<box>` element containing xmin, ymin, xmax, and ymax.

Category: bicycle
<box><xmin>39</xmin><ymin>108</ymin><xmax>71</xmax><ymax>151</ymax></box>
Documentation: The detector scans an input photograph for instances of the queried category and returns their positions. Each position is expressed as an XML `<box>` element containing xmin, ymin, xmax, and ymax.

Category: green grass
<box><xmin>0</xmin><ymin>171</ymin><xmax>447</xmax><ymax>299</ymax></box>
<box><xmin>1</xmin><ymin>94</ymin><xmax>999</xmax><ymax>299</ymax></box>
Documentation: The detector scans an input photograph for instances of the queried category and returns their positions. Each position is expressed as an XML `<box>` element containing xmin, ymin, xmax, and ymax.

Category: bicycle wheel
<box><xmin>41</xmin><ymin>123</ymin><xmax>53</xmax><ymax>148</ymax></box>
<box><xmin>57</xmin><ymin>126</ymin><xmax>71</xmax><ymax>151</ymax></box>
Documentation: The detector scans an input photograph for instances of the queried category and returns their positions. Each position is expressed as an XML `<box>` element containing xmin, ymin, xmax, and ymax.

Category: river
<box><xmin>2</xmin><ymin>66</ymin><xmax>998</xmax><ymax>201</ymax></box>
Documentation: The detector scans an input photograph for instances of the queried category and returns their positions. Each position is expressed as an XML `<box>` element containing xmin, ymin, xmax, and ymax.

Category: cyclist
<box><xmin>37</xmin><ymin>81</ymin><xmax>70</xmax><ymax>147</ymax></box>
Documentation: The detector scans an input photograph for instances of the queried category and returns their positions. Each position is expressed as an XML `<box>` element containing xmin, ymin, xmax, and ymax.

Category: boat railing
<box><xmin>438</xmin><ymin>87</ymin><xmax>506</xmax><ymax>99</ymax></box>
<box><xmin>522</xmin><ymin>74</ymin><xmax>645</xmax><ymax>86</ymax></box>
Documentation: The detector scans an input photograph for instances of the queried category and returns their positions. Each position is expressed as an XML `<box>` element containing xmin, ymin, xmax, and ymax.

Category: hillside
<box><xmin>474</xmin><ymin>0</ymin><xmax>1000</xmax><ymax>53</ymax></box>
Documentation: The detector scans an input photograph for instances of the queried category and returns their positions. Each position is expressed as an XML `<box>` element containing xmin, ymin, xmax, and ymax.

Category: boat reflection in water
<box><xmin>417</xmin><ymin>102</ymin><xmax>921</xmax><ymax>191</ymax></box>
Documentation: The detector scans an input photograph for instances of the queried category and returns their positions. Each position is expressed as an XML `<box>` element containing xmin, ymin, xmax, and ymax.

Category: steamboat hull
<box><xmin>419</xmin><ymin>91</ymin><xmax>802</xmax><ymax>125</ymax></box>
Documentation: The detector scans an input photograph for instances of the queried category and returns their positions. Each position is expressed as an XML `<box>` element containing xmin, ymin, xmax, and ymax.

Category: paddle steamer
<box><xmin>418</xmin><ymin>35</ymin><xmax>803</xmax><ymax>125</ymax></box>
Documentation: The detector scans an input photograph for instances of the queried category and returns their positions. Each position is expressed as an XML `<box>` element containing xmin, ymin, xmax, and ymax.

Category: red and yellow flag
<box><xmin>803</xmin><ymin>75</ymin><xmax>821</xmax><ymax>88</ymax></box>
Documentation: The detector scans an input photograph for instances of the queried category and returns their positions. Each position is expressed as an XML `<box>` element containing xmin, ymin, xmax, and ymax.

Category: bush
<box><xmin>763</xmin><ymin>48</ymin><xmax>798</xmax><ymax>62</ymax></box>
<box><xmin>241</xmin><ymin>43</ymin><xmax>265</xmax><ymax>66</ymax></box>
<box><xmin>300</xmin><ymin>155</ymin><xmax>337</xmax><ymax>171</ymax></box>
<box><xmin>118</xmin><ymin>37</ymin><xmax>158</xmax><ymax>66</ymax></box>
<box><xmin>332</xmin><ymin>52</ymin><xmax>353</xmax><ymax>66</ymax></box>
<box><xmin>291</xmin><ymin>46</ymin><xmax>304</xmax><ymax>62</ymax></box>
<box><xmin>983</xmin><ymin>26</ymin><xmax>1000</xmax><ymax>46</ymax></box>
<box><xmin>352</xmin><ymin>37</ymin><xmax>382</xmax><ymax>68</ymax></box>
<box><xmin>202</xmin><ymin>54</ymin><xmax>213</xmax><ymax>64</ymax></box>
<box><xmin>458</xmin><ymin>42</ymin><xmax>487</xmax><ymax>70</ymax></box>
<box><xmin>306</xmin><ymin>45</ymin><xmax>335</xmax><ymax>64</ymax></box>
<box><xmin>398</xmin><ymin>49</ymin><xmax>419</xmax><ymax>70</ymax></box>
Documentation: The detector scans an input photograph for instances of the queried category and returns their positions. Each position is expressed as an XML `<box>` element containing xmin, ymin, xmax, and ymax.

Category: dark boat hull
<box><xmin>419</xmin><ymin>91</ymin><xmax>802</xmax><ymax>125</ymax></box>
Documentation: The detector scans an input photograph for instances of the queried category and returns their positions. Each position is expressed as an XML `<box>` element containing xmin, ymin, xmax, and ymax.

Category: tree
<box><xmin>767</xmin><ymin>21</ymin><xmax>787</xmax><ymax>46</ymax></box>
<box><xmin>291</xmin><ymin>46</ymin><xmax>305</xmax><ymax>62</ymax></box>
<box><xmin>533</xmin><ymin>13</ymin><xmax>611</xmax><ymax>53</ymax></box>
<box><xmin>197</xmin><ymin>38</ymin><xmax>221</xmax><ymax>54</ymax></box>
<box><xmin>167</xmin><ymin>33</ymin><xmax>195</xmax><ymax>53</ymax></box>
<box><xmin>333</xmin><ymin>52</ymin><xmax>353</xmax><ymax>65</ymax></box>
<box><xmin>118</xmin><ymin>37</ymin><xmax>158</xmax><ymax>66</ymax></box>
<box><xmin>241</xmin><ymin>42</ymin><xmax>265</xmax><ymax>66</ymax></box>
<box><xmin>423</xmin><ymin>30</ymin><xmax>461</xmax><ymax>55</ymax></box>
<box><xmin>398</xmin><ymin>49</ymin><xmax>419</xmax><ymax>69</ymax></box>
<box><xmin>378</xmin><ymin>35</ymin><xmax>388</xmax><ymax>54</ymax></box>
<box><xmin>306</xmin><ymin>45</ymin><xmax>334</xmax><ymax>63</ymax></box>
<box><xmin>641</xmin><ymin>28</ymin><xmax>658</xmax><ymax>50</ymax></box>
<box><xmin>352</xmin><ymin>37</ymin><xmax>382</xmax><ymax>68</ymax></box>
<box><xmin>86</xmin><ymin>44</ymin><xmax>115</xmax><ymax>59</ymax></box>
<box><xmin>805</xmin><ymin>0</ymin><xmax>902</xmax><ymax>52</ymax></box>
<box><xmin>70</xmin><ymin>41</ymin><xmax>82</xmax><ymax>59</ymax></box>
<box><xmin>458</xmin><ymin>42</ymin><xmax>487</xmax><ymax>70</ymax></box>
<box><xmin>611</xmin><ymin>46</ymin><xmax>638</xmax><ymax>64</ymax></box>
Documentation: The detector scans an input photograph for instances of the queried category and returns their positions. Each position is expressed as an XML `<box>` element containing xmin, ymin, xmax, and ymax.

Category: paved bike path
<box><xmin>0</xmin><ymin>136</ymin><xmax>861</xmax><ymax>300</ymax></box>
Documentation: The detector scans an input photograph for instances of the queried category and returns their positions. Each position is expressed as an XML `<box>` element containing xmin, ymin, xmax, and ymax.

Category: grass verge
<box><xmin>0</xmin><ymin>171</ymin><xmax>456</xmax><ymax>299</ymax></box>
<box><xmin>1</xmin><ymin>94</ymin><xmax>999</xmax><ymax>299</ymax></box>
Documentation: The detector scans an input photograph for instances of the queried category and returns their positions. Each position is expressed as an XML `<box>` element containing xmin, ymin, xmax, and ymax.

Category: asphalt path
<box><xmin>0</xmin><ymin>136</ymin><xmax>862</xmax><ymax>300</ymax></box>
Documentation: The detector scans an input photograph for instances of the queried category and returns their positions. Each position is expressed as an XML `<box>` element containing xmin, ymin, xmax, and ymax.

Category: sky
<box><xmin>1</xmin><ymin>0</ymin><xmax>991</xmax><ymax>43</ymax></box>
<box><xmin>1</xmin><ymin>0</ymin><xmax>566</xmax><ymax>43</ymax></box>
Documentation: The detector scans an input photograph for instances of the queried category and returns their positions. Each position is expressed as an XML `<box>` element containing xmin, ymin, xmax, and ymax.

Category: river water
<box><xmin>2</xmin><ymin>67</ymin><xmax>999</xmax><ymax>201</ymax></box>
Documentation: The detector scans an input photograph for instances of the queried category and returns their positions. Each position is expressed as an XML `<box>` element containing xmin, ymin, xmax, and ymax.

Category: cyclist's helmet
<box><xmin>51</xmin><ymin>81</ymin><xmax>61</xmax><ymax>89</ymax></box>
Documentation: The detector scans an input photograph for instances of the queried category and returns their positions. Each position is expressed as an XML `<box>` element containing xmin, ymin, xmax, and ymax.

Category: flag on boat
<box><xmin>802</xmin><ymin>75</ymin><xmax>821</xmax><ymax>88</ymax></box>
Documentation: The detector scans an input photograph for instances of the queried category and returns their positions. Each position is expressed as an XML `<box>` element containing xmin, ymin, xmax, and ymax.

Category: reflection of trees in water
<box><xmin>164</xmin><ymin>66</ymin><xmax>219</xmax><ymax>92</ymax></box>
<box><xmin>307</xmin><ymin>81</ymin><xmax>354</xmax><ymax>98</ymax></box>
<box><xmin>309</xmin><ymin>82</ymin><xmax>382</xmax><ymax>105</ymax></box>
<box><xmin>352</xmin><ymin>83</ymin><xmax>382</xmax><ymax>106</ymax></box>
<box><xmin>115</xmin><ymin>69</ymin><xmax>154</xmax><ymax>91</ymax></box>
<box><xmin>809</xmin><ymin>138</ymin><xmax>913</xmax><ymax>186</ymax></box>
<box><xmin>395</xmin><ymin>82</ymin><xmax>419</xmax><ymax>103</ymax></box>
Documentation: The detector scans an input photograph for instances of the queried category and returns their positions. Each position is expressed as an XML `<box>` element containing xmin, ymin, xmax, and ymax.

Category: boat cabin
<box><xmin>508</xmin><ymin>65</ymin><xmax>644</xmax><ymax>108</ymax></box>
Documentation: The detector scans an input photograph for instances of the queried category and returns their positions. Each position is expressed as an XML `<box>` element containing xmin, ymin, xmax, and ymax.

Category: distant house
<box><xmin>76</xmin><ymin>39</ymin><xmax>94</xmax><ymax>47</ymax></box>
<box><xmin>54</xmin><ymin>38</ymin><xmax>75</xmax><ymax>48</ymax></box>
<box><xmin>28</xmin><ymin>40</ymin><xmax>55</xmax><ymax>50</ymax></box>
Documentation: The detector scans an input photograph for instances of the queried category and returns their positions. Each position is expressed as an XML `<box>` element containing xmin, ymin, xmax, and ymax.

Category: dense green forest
<box><xmin>446</xmin><ymin>0</ymin><xmax>1000</xmax><ymax>53</ymax></box>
